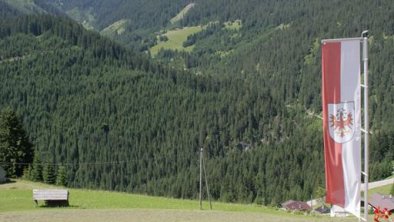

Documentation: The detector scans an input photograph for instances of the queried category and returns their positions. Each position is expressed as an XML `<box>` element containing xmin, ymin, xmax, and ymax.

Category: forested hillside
<box><xmin>0</xmin><ymin>0</ymin><xmax>393</xmax><ymax>206</ymax></box>
<box><xmin>53</xmin><ymin>0</ymin><xmax>187</xmax><ymax>29</ymax></box>
<box><xmin>158</xmin><ymin>0</ymin><xmax>394</xmax><ymax>184</ymax></box>
<box><xmin>35</xmin><ymin>0</ymin><xmax>191</xmax><ymax>50</ymax></box>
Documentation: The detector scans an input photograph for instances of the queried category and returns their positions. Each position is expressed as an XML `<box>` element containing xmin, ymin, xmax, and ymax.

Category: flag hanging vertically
<box><xmin>321</xmin><ymin>39</ymin><xmax>361</xmax><ymax>217</ymax></box>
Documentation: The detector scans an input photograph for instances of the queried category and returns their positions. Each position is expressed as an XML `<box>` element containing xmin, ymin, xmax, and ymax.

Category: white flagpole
<box><xmin>361</xmin><ymin>30</ymin><xmax>369</xmax><ymax>222</ymax></box>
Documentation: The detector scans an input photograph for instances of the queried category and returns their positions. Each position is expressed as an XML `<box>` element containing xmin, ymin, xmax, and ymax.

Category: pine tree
<box><xmin>22</xmin><ymin>164</ymin><xmax>32</xmax><ymax>180</ymax></box>
<box><xmin>43</xmin><ymin>163</ymin><xmax>56</xmax><ymax>184</ymax></box>
<box><xmin>56</xmin><ymin>165</ymin><xmax>67</xmax><ymax>186</ymax></box>
<box><xmin>31</xmin><ymin>154</ymin><xmax>43</xmax><ymax>182</ymax></box>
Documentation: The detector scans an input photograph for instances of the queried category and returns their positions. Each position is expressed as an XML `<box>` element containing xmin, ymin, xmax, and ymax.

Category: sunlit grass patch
<box><xmin>150</xmin><ymin>26</ymin><xmax>202</xmax><ymax>56</ymax></box>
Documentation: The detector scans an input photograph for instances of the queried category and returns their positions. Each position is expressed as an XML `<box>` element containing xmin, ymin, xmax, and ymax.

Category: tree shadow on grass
<box><xmin>0</xmin><ymin>178</ymin><xmax>16</xmax><ymax>185</ymax></box>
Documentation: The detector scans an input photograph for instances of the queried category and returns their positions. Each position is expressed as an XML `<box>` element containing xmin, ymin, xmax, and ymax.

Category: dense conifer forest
<box><xmin>0</xmin><ymin>0</ymin><xmax>393</xmax><ymax>205</ymax></box>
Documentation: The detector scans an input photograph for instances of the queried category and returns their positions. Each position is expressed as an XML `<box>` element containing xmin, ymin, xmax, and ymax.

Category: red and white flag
<box><xmin>322</xmin><ymin>39</ymin><xmax>361</xmax><ymax>217</ymax></box>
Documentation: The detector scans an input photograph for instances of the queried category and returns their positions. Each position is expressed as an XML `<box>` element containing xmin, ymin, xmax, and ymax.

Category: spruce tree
<box><xmin>22</xmin><ymin>164</ymin><xmax>32</xmax><ymax>180</ymax></box>
<box><xmin>43</xmin><ymin>163</ymin><xmax>56</xmax><ymax>184</ymax></box>
<box><xmin>56</xmin><ymin>165</ymin><xmax>67</xmax><ymax>186</ymax></box>
<box><xmin>31</xmin><ymin>154</ymin><xmax>43</xmax><ymax>182</ymax></box>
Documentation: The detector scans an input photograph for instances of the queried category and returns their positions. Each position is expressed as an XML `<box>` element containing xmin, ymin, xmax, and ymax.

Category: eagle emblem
<box><xmin>328</xmin><ymin>102</ymin><xmax>355</xmax><ymax>143</ymax></box>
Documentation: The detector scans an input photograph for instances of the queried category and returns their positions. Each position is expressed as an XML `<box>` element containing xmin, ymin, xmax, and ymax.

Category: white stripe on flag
<box><xmin>340</xmin><ymin>40</ymin><xmax>361</xmax><ymax>217</ymax></box>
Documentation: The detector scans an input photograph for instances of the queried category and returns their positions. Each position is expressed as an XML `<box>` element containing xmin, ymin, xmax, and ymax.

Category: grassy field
<box><xmin>100</xmin><ymin>19</ymin><xmax>129</xmax><ymax>36</ymax></box>
<box><xmin>66</xmin><ymin>7</ymin><xmax>96</xmax><ymax>30</ymax></box>
<box><xmin>150</xmin><ymin>26</ymin><xmax>202</xmax><ymax>56</ymax></box>
<box><xmin>170</xmin><ymin>3</ymin><xmax>195</xmax><ymax>24</ymax></box>
<box><xmin>0</xmin><ymin>180</ymin><xmax>281</xmax><ymax>213</ymax></box>
<box><xmin>150</xmin><ymin>19</ymin><xmax>243</xmax><ymax>56</ymax></box>
<box><xmin>368</xmin><ymin>183</ymin><xmax>392</xmax><ymax>197</ymax></box>
<box><xmin>224</xmin><ymin>20</ymin><xmax>242</xmax><ymax>31</ymax></box>
<box><xmin>0</xmin><ymin>180</ymin><xmax>370</xmax><ymax>222</ymax></box>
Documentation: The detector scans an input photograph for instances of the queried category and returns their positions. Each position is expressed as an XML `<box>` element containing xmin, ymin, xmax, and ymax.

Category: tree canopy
<box><xmin>0</xmin><ymin>108</ymin><xmax>33</xmax><ymax>177</ymax></box>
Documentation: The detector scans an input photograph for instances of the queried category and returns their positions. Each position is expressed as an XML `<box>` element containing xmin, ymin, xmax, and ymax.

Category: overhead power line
<box><xmin>0</xmin><ymin>161</ymin><xmax>128</xmax><ymax>167</ymax></box>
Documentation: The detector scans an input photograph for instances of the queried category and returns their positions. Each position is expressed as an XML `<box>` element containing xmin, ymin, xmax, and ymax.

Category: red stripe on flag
<box><xmin>322</xmin><ymin>42</ymin><xmax>345</xmax><ymax>207</ymax></box>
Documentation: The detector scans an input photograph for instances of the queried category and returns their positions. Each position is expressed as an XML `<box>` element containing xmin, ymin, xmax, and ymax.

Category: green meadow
<box><xmin>170</xmin><ymin>3</ymin><xmax>195</xmax><ymax>24</ymax></box>
<box><xmin>150</xmin><ymin>26</ymin><xmax>202</xmax><ymax>56</ymax></box>
<box><xmin>368</xmin><ymin>183</ymin><xmax>393</xmax><ymax>198</ymax></box>
<box><xmin>0</xmin><ymin>180</ymin><xmax>368</xmax><ymax>222</ymax></box>
<box><xmin>224</xmin><ymin>20</ymin><xmax>242</xmax><ymax>31</ymax></box>
<box><xmin>100</xmin><ymin>19</ymin><xmax>129</xmax><ymax>36</ymax></box>
<box><xmin>0</xmin><ymin>179</ymin><xmax>278</xmax><ymax>213</ymax></box>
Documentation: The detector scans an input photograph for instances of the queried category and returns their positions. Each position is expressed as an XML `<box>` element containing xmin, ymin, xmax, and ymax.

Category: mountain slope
<box><xmin>44</xmin><ymin>0</ymin><xmax>188</xmax><ymax>31</ymax></box>
<box><xmin>1</xmin><ymin>0</ymin><xmax>65</xmax><ymax>16</ymax></box>
<box><xmin>2</xmin><ymin>0</ymin><xmax>46</xmax><ymax>14</ymax></box>
<box><xmin>0</xmin><ymin>1</ymin><xmax>23</xmax><ymax>18</ymax></box>
<box><xmin>0</xmin><ymin>14</ymin><xmax>329</xmax><ymax>204</ymax></box>
<box><xmin>0</xmin><ymin>0</ymin><xmax>393</xmax><ymax>206</ymax></box>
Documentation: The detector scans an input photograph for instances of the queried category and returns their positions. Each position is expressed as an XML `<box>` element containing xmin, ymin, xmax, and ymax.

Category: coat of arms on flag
<box><xmin>328</xmin><ymin>102</ymin><xmax>355</xmax><ymax>144</ymax></box>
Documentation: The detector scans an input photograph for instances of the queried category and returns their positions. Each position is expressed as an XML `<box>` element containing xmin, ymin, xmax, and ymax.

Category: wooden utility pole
<box><xmin>199</xmin><ymin>147</ymin><xmax>212</xmax><ymax>210</ymax></box>
<box><xmin>203</xmin><ymin>151</ymin><xmax>212</xmax><ymax>210</ymax></box>
<box><xmin>199</xmin><ymin>147</ymin><xmax>203</xmax><ymax>210</ymax></box>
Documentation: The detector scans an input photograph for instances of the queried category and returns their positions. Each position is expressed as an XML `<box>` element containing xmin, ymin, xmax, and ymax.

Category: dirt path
<box><xmin>0</xmin><ymin>209</ymin><xmax>355</xmax><ymax>222</ymax></box>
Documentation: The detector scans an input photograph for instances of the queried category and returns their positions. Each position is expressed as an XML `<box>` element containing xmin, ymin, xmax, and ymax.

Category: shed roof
<box><xmin>281</xmin><ymin>200</ymin><xmax>311</xmax><ymax>211</ymax></box>
<box><xmin>369</xmin><ymin>193</ymin><xmax>394</xmax><ymax>212</ymax></box>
